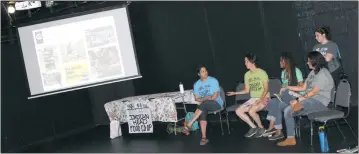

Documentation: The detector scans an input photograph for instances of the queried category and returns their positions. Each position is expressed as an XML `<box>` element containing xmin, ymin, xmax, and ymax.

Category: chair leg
<box><xmin>324</xmin><ymin>122</ymin><xmax>330</xmax><ymax>152</ymax></box>
<box><xmin>298</xmin><ymin>117</ymin><xmax>301</xmax><ymax>138</ymax></box>
<box><xmin>343</xmin><ymin>118</ymin><xmax>358</xmax><ymax>140</ymax></box>
<box><xmin>294</xmin><ymin>117</ymin><xmax>299</xmax><ymax>137</ymax></box>
<box><xmin>333</xmin><ymin>120</ymin><xmax>346</xmax><ymax>140</ymax></box>
<box><xmin>226</xmin><ymin>112</ymin><xmax>231</xmax><ymax>135</ymax></box>
<box><xmin>294</xmin><ymin>117</ymin><xmax>301</xmax><ymax>138</ymax></box>
<box><xmin>310</xmin><ymin>120</ymin><xmax>313</xmax><ymax>146</ymax></box>
<box><xmin>219</xmin><ymin>113</ymin><xmax>224</xmax><ymax>136</ymax></box>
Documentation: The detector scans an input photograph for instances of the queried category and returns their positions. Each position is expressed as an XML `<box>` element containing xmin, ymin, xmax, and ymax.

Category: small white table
<box><xmin>104</xmin><ymin>90</ymin><xmax>199</xmax><ymax>138</ymax></box>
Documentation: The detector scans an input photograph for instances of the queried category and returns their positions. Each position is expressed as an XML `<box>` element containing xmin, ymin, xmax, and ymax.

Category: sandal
<box><xmin>183</xmin><ymin>126</ymin><xmax>191</xmax><ymax>134</ymax></box>
<box><xmin>200</xmin><ymin>138</ymin><xmax>209</xmax><ymax>145</ymax></box>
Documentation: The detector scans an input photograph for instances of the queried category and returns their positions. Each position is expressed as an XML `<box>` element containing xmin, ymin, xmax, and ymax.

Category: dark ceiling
<box><xmin>1</xmin><ymin>1</ymin><xmax>130</xmax><ymax>43</ymax></box>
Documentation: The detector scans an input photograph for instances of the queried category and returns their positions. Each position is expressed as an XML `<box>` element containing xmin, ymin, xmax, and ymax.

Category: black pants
<box><xmin>197</xmin><ymin>100</ymin><xmax>221</xmax><ymax>121</ymax></box>
<box><xmin>331</xmin><ymin>68</ymin><xmax>342</xmax><ymax>87</ymax></box>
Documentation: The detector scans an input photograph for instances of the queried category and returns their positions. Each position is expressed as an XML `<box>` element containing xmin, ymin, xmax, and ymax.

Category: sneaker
<box><xmin>244</xmin><ymin>128</ymin><xmax>258</xmax><ymax>138</ymax></box>
<box><xmin>253</xmin><ymin>128</ymin><xmax>266</xmax><ymax>138</ymax></box>
<box><xmin>262</xmin><ymin>128</ymin><xmax>276</xmax><ymax>137</ymax></box>
<box><xmin>268</xmin><ymin>132</ymin><xmax>285</xmax><ymax>141</ymax></box>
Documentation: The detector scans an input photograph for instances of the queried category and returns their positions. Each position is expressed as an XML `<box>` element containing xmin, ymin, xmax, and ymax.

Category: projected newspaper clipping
<box><xmin>18</xmin><ymin>8</ymin><xmax>141</xmax><ymax>98</ymax></box>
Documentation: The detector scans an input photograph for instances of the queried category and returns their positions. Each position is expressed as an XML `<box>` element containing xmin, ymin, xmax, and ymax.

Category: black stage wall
<box><xmin>128</xmin><ymin>1</ymin><xmax>310</xmax><ymax>105</ymax></box>
<box><xmin>1</xmin><ymin>44</ymin><xmax>94</xmax><ymax>152</ymax></box>
<box><xmin>1</xmin><ymin>1</ymin><xmax>357</xmax><ymax>152</ymax></box>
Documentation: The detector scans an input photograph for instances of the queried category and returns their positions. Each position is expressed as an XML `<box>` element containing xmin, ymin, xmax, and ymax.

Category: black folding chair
<box><xmin>307</xmin><ymin>79</ymin><xmax>357</xmax><ymax>146</ymax></box>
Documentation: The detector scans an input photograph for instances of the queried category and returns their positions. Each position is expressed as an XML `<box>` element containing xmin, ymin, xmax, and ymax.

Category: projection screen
<box><xmin>17</xmin><ymin>7</ymin><xmax>141</xmax><ymax>99</ymax></box>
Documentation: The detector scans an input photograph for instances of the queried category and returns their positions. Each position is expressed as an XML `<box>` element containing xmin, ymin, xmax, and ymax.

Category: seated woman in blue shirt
<box><xmin>183</xmin><ymin>65</ymin><xmax>223</xmax><ymax>146</ymax></box>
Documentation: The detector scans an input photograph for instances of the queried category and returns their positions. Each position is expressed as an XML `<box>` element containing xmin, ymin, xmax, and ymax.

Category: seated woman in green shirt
<box><xmin>262</xmin><ymin>52</ymin><xmax>304</xmax><ymax>140</ymax></box>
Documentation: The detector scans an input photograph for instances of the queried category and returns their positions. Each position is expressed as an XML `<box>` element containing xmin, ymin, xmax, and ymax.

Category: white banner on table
<box><xmin>125</xmin><ymin>102</ymin><xmax>153</xmax><ymax>134</ymax></box>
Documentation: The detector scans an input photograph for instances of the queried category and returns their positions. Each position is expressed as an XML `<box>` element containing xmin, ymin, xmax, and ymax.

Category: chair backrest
<box><xmin>219</xmin><ymin>86</ymin><xmax>226</xmax><ymax>108</ymax></box>
<box><xmin>268</xmin><ymin>78</ymin><xmax>282</xmax><ymax>97</ymax></box>
<box><xmin>334</xmin><ymin>79</ymin><xmax>351</xmax><ymax>108</ymax></box>
<box><xmin>235</xmin><ymin>82</ymin><xmax>250</xmax><ymax>101</ymax></box>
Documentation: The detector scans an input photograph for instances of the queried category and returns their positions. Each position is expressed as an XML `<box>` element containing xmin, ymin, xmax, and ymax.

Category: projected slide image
<box><xmin>61</xmin><ymin>40</ymin><xmax>87</xmax><ymax>63</ymax></box>
<box><xmin>64</xmin><ymin>63</ymin><xmax>90</xmax><ymax>85</ymax></box>
<box><xmin>42</xmin><ymin>72</ymin><xmax>62</xmax><ymax>88</ymax></box>
<box><xmin>37</xmin><ymin>47</ymin><xmax>60</xmax><ymax>72</ymax></box>
<box><xmin>88</xmin><ymin>46</ymin><xmax>124</xmax><ymax>79</ymax></box>
<box><xmin>19</xmin><ymin>8</ymin><xmax>140</xmax><ymax>96</ymax></box>
<box><xmin>85</xmin><ymin>25</ymin><xmax>117</xmax><ymax>48</ymax></box>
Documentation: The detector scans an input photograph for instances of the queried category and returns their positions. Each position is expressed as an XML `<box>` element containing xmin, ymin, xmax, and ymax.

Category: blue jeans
<box><xmin>266</xmin><ymin>89</ymin><xmax>328</xmax><ymax>137</ymax></box>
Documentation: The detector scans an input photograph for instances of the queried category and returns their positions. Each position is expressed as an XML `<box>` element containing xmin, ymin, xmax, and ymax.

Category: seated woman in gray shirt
<box><xmin>313</xmin><ymin>26</ymin><xmax>343</xmax><ymax>86</ymax></box>
<box><xmin>268</xmin><ymin>51</ymin><xmax>334</xmax><ymax>146</ymax></box>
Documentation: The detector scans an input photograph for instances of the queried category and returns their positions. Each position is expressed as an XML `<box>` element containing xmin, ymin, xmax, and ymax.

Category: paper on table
<box><xmin>110</xmin><ymin>120</ymin><xmax>122</xmax><ymax>139</ymax></box>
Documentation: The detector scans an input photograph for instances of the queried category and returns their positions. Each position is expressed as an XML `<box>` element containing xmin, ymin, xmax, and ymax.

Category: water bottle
<box><xmin>318</xmin><ymin>126</ymin><xmax>329</xmax><ymax>152</ymax></box>
<box><xmin>179</xmin><ymin>82</ymin><xmax>184</xmax><ymax>94</ymax></box>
